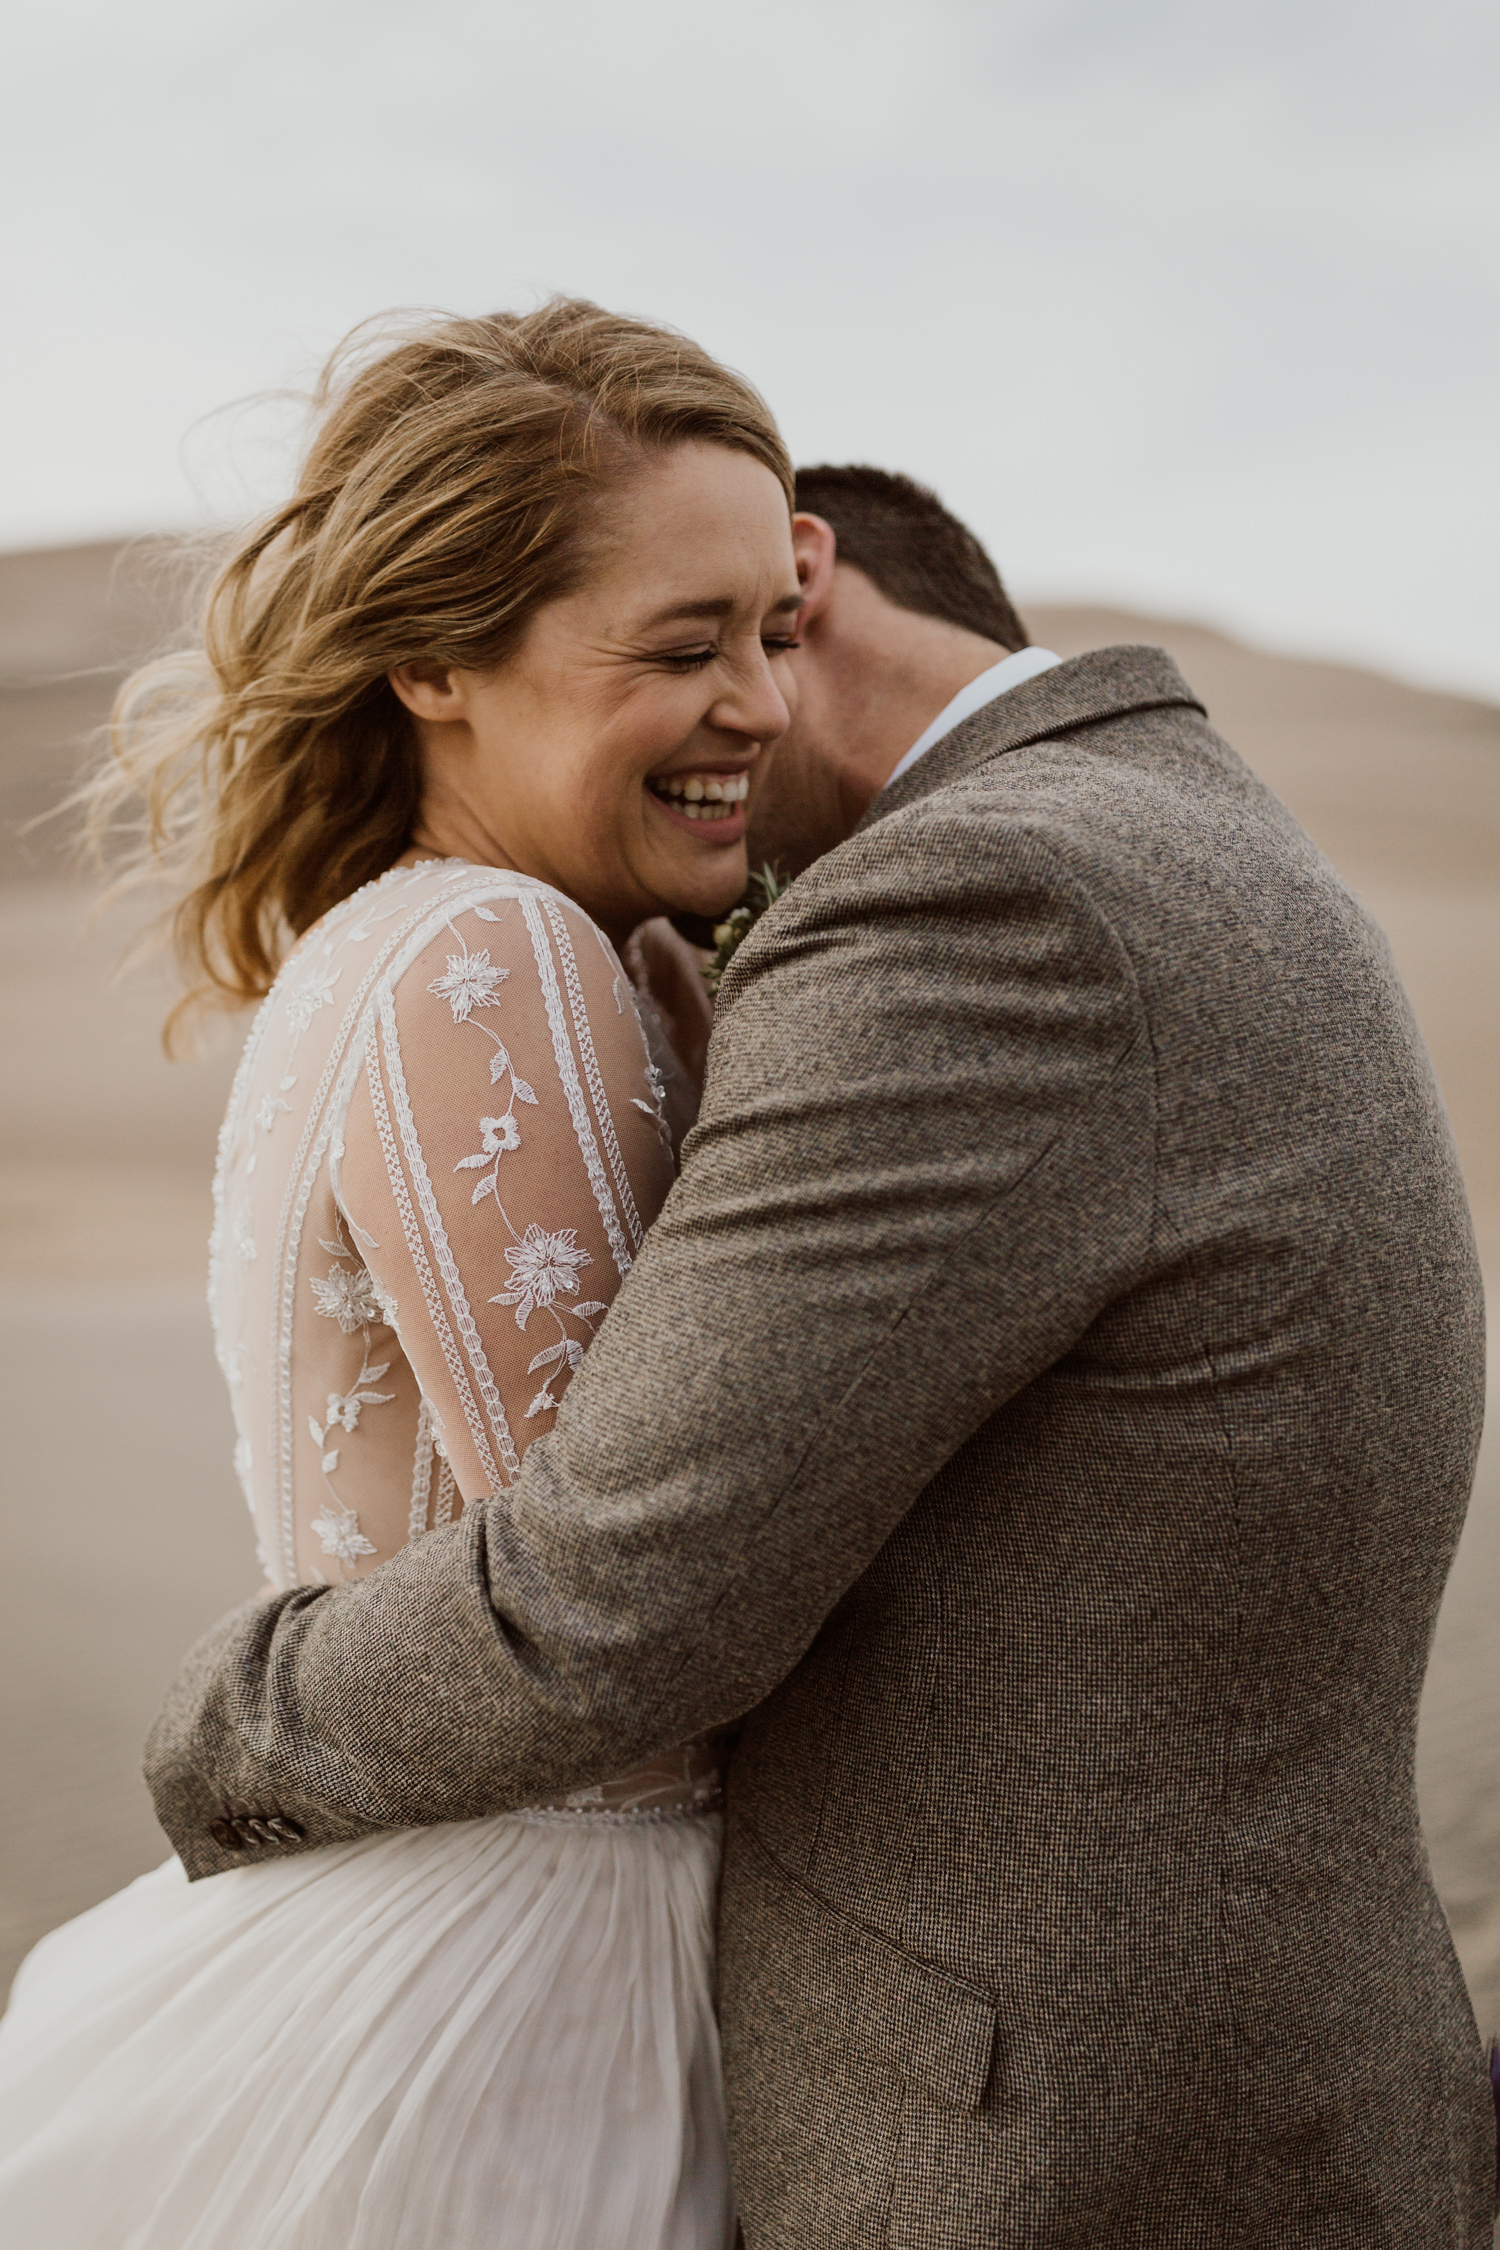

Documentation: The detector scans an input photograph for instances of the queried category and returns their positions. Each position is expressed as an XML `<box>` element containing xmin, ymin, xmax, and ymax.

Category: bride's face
<box><xmin>391</xmin><ymin>441</ymin><xmax>802</xmax><ymax>945</ymax></box>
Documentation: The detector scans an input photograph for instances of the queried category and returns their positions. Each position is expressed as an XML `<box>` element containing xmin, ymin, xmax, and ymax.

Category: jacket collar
<box><xmin>856</xmin><ymin>644</ymin><xmax>1206</xmax><ymax>833</ymax></box>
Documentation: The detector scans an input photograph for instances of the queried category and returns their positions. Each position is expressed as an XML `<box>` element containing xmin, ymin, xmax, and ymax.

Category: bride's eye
<box><xmin>762</xmin><ymin>636</ymin><xmax>802</xmax><ymax>656</ymax></box>
<box><xmin>655</xmin><ymin>647</ymin><xmax>717</xmax><ymax>673</ymax></box>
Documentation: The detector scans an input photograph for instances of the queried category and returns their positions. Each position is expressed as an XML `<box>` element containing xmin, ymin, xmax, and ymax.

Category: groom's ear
<box><xmin>791</xmin><ymin>513</ymin><xmax>837</xmax><ymax>624</ymax></box>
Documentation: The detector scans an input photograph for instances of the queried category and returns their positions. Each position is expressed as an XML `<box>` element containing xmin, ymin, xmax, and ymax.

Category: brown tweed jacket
<box><xmin>146</xmin><ymin>649</ymin><xmax>1493</xmax><ymax>2245</ymax></box>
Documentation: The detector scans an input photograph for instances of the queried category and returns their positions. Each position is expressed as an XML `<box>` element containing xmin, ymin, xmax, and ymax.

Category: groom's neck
<box><xmin>818</xmin><ymin>571</ymin><xmax>1012</xmax><ymax>812</ymax></box>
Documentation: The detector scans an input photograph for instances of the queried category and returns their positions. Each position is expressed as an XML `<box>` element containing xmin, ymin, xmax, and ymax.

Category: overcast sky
<box><xmin>3</xmin><ymin>0</ymin><xmax>1497</xmax><ymax>694</ymax></box>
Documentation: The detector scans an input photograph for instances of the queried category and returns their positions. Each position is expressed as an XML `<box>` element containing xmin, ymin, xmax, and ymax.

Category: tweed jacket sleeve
<box><xmin>148</xmin><ymin>780</ymin><xmax>1158</xmax><ymax>1875</ymax></box>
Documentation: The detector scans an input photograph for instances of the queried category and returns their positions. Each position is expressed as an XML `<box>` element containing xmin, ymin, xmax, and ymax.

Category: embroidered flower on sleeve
<box><xmin>428</xmin><ymin>948</ymin><xmax>508</xmax><ymax>1023</ymax></box>
<box><xmin>285</xmin><ymin>968</ymin><xmax>341</xmax><ymax>1035</ymax></box>
<box><xmin>324</xmin><ymin>1373</ymin><xmax>395</xmax><ymax>1432</ymax></box>
<box><xmin>631</xmin><ymin>1058</ymin><xmax>671</xmax><ymax>1142</ymax></box>
<box><xmin>310</xmin><ymin>1262</ymin><xmax>387</xmax><ymax>1332</ymax></box>
<box><xmin>309</xmin><ymin>1497</ymin><xmax>377</xmax><ymax>1568</ymax></box>
<box><xmin>307</xmin><ymin>1348</ymin><xmax>395</xmax><ymax>1470</ymax></box>
<box><xmin>489</xmin><ymin>1225</ymin><xmax>592</xmax><ymax>1328</ymax></box>
<box><xmin>454</xmin><ymin>1113</ymin><xmax>522</xmax><ymax>1188</ymax></box>
<box><xmin>523</xmin><ymin>1336</ymin><xmax>585</xmax><ymax>1419</ymax></box>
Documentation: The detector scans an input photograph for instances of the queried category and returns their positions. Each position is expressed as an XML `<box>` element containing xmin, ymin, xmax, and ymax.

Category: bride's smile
<box><xmin>645</xmin><ymin>768</ymin><xmax>751</xmax><ymax>823</ymax></box>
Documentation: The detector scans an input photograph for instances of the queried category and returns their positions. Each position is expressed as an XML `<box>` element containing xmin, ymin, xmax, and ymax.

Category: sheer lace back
<box><xmin>211</xmin><ymin>858</ymin><xmax>713</xmax><ymax>1820</ymax></box>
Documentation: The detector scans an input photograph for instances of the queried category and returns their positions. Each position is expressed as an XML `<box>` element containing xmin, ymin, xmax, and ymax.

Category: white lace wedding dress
<box><xmin>0</xmin><ymin>859</ymin><xmax>734</xmax><ymax>2249</ymax></box>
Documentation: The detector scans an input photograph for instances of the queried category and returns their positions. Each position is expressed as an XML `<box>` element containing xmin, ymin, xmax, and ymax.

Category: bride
<box><xmin>0</xmin><ymin>298</ymin><xmax>802</xmax><ymax>2247</ymax></box>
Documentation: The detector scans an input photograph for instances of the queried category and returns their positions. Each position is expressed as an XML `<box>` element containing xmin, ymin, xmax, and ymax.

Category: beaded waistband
<box><xmin>510</xmin><ymin>1800</ymin><xmax>722</xmax><ymax>1829</ymax></box>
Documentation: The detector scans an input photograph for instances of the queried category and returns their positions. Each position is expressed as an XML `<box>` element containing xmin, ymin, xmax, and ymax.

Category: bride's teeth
<box><xmin>650</xmin><ymin>772</ymin><xmax>749</xmax><ymax>812</ymax></box>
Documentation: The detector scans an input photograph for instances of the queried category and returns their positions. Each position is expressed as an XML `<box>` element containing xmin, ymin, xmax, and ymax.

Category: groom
<box><xmin>146</xmin><ymin>466</ymin><xmax>1493</xmax><ymax>2243</ymax></box>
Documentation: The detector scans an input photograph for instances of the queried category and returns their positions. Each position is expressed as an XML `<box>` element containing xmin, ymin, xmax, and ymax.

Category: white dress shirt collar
<box><xmin>883</xmin><ymin>645</ymin><xmax>1063</xmax><ymax>792</ymax></box>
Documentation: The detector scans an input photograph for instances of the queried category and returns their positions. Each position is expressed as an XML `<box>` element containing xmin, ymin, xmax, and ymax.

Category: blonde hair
<box><xmin>89</xmin><ymin>298</ymin><xmax>792</xmax><ymax>1037</ymax></box>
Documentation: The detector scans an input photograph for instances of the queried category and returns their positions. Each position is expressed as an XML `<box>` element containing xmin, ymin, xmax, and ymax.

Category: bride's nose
<box><xmin>706</xmin><ymin>646</ymin><xmax>793</xmax><ymax>745</ymax></box>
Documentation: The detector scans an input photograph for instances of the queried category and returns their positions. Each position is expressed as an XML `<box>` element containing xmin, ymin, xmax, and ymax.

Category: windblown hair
<box><xmin>793</xmin><ymin>464</ymin><xmax>1028</xmax><ymax>651</ymax></box>
<box><xmin>89</xmin><ymin>298</ymin><xmax>791</xmax><ymax>1039</ymax></box>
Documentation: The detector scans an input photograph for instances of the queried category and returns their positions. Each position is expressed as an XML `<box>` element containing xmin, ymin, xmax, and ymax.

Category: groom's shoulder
<box><xmin>726</xmin><ymin>644</ymin><xmax>1330</xmax><ymax>1019</ymax></box>
<box><xmin>878</xmin><ymin>646</ymin><xmax>1228</xmax><ymax>829</ymax></box>
<box><xmin>819</xmin><ymin>644</ymin><xmax>1288</xmax><ymax>918</ymax></box>
<box><xmin>781</xmin><ymin>657</ymin><xmax>1205</xmax><ymax>900</ymax></box>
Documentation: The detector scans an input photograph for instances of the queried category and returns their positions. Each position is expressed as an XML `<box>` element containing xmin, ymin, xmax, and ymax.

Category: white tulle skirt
<box><xmin>0</xmin><ymin>1810</ymin><xmax>734</xmax><ymax>2249</ymax></box>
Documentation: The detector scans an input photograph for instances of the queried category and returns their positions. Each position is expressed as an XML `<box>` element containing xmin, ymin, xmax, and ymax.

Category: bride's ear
<box><xmin>388</xmin><ymin>661</ymin><xmax>465</xmax><ymax>722</ymax></box>
<box><xmin>791</xmin><ymin>513</ymin><xmax>837</xmax><ymax>624</ymax></box>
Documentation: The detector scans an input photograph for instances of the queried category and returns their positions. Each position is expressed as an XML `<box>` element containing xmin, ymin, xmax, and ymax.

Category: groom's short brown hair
<box><xmin>794</xmin><ymin>464</ymin><xmax>1029</xmax><ymax>651</ymax></box>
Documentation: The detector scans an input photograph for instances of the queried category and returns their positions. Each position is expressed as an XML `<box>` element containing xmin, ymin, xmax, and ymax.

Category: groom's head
<box><xmin>746</xmin><ymin>466</ymin><xmax>1028</xmax><ymax>875</ymax></box>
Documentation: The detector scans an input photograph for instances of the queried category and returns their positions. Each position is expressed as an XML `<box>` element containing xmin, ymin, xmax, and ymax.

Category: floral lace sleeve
<box><xmin>331</xmin><ymin>881</ymin><xmax>676</xmax><ymax>1525</ymax></box>
<box><xmin>208</xmin><ymin>859</ymin><xmax>717</xmax><ymax>1811</ymax></box>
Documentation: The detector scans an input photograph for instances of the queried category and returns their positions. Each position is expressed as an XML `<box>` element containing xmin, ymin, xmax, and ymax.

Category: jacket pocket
<box><xmin>730</xmin><ymin>1820</ymin><xmax>998</xmax><ymax>2113</ymax></box>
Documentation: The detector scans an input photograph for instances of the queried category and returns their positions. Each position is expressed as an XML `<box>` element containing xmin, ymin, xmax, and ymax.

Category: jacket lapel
<box><xmin>859</xmin><ymin>645</ymin><xmax>1207</xmax><ymax>831</ymax></box>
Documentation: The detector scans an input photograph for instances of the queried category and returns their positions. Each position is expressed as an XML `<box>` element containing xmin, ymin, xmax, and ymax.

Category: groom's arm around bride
<box><xmin>146</xmin><ymin>468</ymin><xmax>1495</xmax><ymax>2245</ymax></box>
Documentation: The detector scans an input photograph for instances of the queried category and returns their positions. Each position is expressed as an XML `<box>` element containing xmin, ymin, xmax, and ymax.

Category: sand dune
<box><xmin>2</xmin><ymin>546</ymin><xmax>1497</xmax><ymax>2050</ymax></box>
